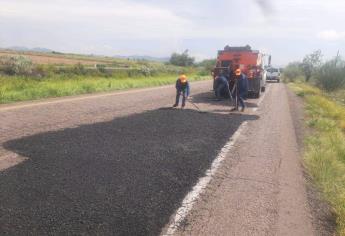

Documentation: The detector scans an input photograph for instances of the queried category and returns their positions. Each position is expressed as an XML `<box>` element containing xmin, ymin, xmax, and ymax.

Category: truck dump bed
<box><xmin>216</xmin><ymin>45</ymin><xmax>262</xmax><ymax>74</ymax></box>
<box><xmin>213</xmin><ymin>45</ymin><xmax>267</xmax><ymax>98</ymax></box>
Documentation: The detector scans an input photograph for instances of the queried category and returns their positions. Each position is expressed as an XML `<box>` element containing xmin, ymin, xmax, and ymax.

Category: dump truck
<box><xmin>212</xmin><ymin>45</ymin><xmax>269</xmax><ymax>98</ymax></box>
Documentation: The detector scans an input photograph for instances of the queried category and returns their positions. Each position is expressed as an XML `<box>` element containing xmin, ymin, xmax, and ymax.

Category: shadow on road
<box><xmin>1</xmin><ymin>109</ymin><xmax>258</xmax><ymax>235</ymax></box>
<box><xmin>190</xmin><ymin>91</ymin><xmax>258</xmax><ymax>108</ymax></box>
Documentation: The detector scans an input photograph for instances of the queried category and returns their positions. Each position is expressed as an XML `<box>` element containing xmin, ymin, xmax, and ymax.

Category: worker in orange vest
<box><xmin>173</xmin><ymin>74</ymin><xmax>190</xmax><ymax>108</ymax></box>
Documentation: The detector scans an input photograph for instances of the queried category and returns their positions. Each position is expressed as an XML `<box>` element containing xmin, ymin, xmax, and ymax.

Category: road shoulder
<box><xmin>287</xmin><ymin>87</ymin><xmax>336</xmax><ymax>236</ymax></box>
<box><xmin>166</xmin><ymin>84</ymin><xmax>315</xmax><ymax>236</ymax></box>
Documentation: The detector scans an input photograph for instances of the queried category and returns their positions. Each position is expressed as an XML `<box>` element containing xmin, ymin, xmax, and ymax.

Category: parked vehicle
<box><xmin>266</xmin><ymin>67</ymin><xmax>281</xmax><ymax>83</ymax></box>
<box><xmin>212</xmin><ymin>45</ymin><xmax>269</xmax><ymax>98</ymax></box>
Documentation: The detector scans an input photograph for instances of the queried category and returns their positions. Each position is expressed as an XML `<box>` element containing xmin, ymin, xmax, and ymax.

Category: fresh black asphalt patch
<box><xmin>1</xmin><ymin>109</ymin><xmax>258</xmax><ymax>235</ymax></box>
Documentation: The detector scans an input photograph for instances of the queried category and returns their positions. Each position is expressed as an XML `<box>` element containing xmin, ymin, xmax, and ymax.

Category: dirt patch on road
<box><xmin>287</xmin><ymin>88</ymin><xmax>336</xmax><ymax>236</ymax></box>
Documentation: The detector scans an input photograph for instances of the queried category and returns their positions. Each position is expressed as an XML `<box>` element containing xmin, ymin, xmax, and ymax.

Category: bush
<box><xmin>0</xmin><ymin>56</ymin><xmax>34</xmax><ymax>76</ymax></box>
<box><xmin>139</xmin><ymin>66</ymin><xmax>151</xmax><ymax>76</ymax></box>
<box><xmin>283</xmin><ymin>62</ymin><xmax>303</xmax><ymax>82</ymax></box>
<box><xmin>96</xmin><ymin>64</ymin><xmax>107</xmax><ymax>73</ymax></box>
<box><xmin>315</xmin><ymin>58</ymin><xmax>345</xmax><ymax>91</ymax></box>
<box><xmin>197</xmin><ymin>59</ymin><xmax>216</xmax><ymax>75</ymax></box>
<box><xmin>169</xmin><ymin>50</ymin><xmax>195</xmax><ymax>67</ymax></box>
<box><xmin>301</xmin><ymin>50</ymin><xmax>322</xmax><ymax>82</ymax></box>
<box><xmin>72</xmin><ymin>63</ymin><xmax>87</xmax><ymax>75</ymax></box>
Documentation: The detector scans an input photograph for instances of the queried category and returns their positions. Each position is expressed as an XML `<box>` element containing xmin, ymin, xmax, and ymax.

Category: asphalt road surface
<box><xmin>0</xmin><ymin>81</ymin><xmax>316</xmax><ymax>235</ymax></box>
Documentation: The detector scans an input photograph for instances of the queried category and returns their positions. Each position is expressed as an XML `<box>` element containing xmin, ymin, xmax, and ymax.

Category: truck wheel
<box><xmin>277</xmin><ymin>79</ymin><xmax>280</xmax><ymax>83</ymax></box>
<box><xmin>261</xmin><ymin>86</ymin><xmax>266</xmax><ymax>92</ymax></box>
<box><xmin>254</xmin><ymin>91</ymin><xmax>260</xmax><ymax>98</ymax></box>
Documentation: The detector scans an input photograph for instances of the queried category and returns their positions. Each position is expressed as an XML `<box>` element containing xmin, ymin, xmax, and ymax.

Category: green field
<box><xmin>0</xmin><ymin>51</ymin><xmax>211</xmax><ymax>104</ymax></box>
<box><xmin>0</xmin><ymin>75</ymin><xmax>210</xmax><ymax>104</ymax></box>
<box><xmin>289</xmin><ymin>82</ymin><xmax>345</xmax><ymax>235</ymax></box>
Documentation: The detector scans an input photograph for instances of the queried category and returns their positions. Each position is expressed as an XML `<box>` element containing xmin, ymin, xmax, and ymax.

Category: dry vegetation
<box><xmin>0</xmin><ymin>50</ymin><xmax>115</xmax><ymax>65</ymax></box>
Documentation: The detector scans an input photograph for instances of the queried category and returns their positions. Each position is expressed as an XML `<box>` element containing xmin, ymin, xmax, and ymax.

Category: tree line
<box><xmin>284</xmin><ymin>50</ymin><xmax>345</xmax><ymax>91</ymax></box>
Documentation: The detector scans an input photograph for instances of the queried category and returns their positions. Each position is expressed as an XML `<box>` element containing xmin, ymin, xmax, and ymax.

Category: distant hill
<box><xmin>114</xmin><ymin>55</ymin><xmax>169</xmax><ymax>62</ymax></box>
<box><xmin>1</xmin><ymin>46</ymin><xmax>170</xmax><ymax>63</ymax></box>
<box><xmin>31</xmin><ymin>47</ymin><xmax>54</xmax><ymax>53</ymax></box>
<box><xmin>6</xmin><ymin>46</ymin><xmax>53</xmax><ymax>53</ymax></box>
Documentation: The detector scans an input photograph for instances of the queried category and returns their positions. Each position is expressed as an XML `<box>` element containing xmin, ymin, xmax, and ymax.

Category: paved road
<box><xmin>171</xmin><ymin>83</ymin><xmax>314</xmax><ymax>236</ymax></box>
<box><xmin>0</xmin><ymin>81</ymin><xmax>313</xmax><ymax>235</ymax></box>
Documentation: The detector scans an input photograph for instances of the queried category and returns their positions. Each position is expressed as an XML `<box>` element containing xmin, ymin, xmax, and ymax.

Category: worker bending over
<box><xmin>173</xmin><ymin>74</ymin><xmax>190</xmax><ymax>108</ymax></box>
<box><xmin>215</xmin><ymin>71</ymin><xmax>230</xmax><ymax>100</ymax></box>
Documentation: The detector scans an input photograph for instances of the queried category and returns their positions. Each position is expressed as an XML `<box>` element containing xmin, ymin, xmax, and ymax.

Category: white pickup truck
<box><xmin>266</xmin><ymin>67</ymin><xmax>281</xmax><ymax>83</ymax></box>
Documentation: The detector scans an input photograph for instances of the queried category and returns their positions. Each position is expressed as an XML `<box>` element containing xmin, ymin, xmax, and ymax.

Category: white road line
<box><xmin>163</xmin><ymin>122</ymin><xmax>248</xmax><ymax>236</ymax></box>
<box><xmin>163</xmin><ymin>84</ymin><xmax>272</xmax><ymax>235</ymax></box>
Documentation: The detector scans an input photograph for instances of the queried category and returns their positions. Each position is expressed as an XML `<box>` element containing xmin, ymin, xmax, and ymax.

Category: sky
<box><xmin>1</xmin><ymin>0</ymin><xmax>345</xmax><ymax>65</ymax></box>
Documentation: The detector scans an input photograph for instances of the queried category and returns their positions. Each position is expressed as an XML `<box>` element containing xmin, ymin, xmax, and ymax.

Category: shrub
<box><xmin>96</xmin><ymin>64</ymin><xmax>107</xmax><ymax>73</ymax></box>
<box><xmin>283</xmin><ymin>62</ymin><xmax>303</xmax><ymax>82</ymax></box>
<box><xmin>169</xmin><ymin>50</ymin><xmax>195</xmax><ymax>67</ymax></box>
<box><xmin>301</xmin><ymin>50</ymin><xmax>322</xmax><ymax>82</ymax></box>
<box><xmin>139</xmin><ymin>66</ymin><xmax>151</xmax><ymax>76</ymax></box>
<box><xmin>0</xmin><ymin>56</ymin><xmax>34</xmax><ymax>76</ymax></box>
<box><xmin>315</xmin><ymin>58</ymin><xmax>345</xmax><ymax>91</ymax></box>
<box><xmin>31</xmin><ymin>64</ymin><xmax>51</xmax><ymax>78</ymax></box>
<box><xmin>197</xmin><ymin>59</ymin><xmax>216</xmax><ymax>76</ymax></box>
<box><xmin>72</xmin><ymin>63</ymin><xmax>87</xmax><ymax>75</ymax></box>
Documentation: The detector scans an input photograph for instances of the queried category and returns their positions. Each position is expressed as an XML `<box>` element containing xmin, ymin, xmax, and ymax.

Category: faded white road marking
<box><xmin>163</xmin><ymin>122</ymin><xmax>248</xmax><ymax>236</ymax></box>
<box><xmin>163</xmin><ymin>84</ymin><xmax>273</xmax><ymax>235</ymax></box>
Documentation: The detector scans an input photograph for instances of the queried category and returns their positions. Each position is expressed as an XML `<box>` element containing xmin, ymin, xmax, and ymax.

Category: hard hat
<box><xmin>179</xmin><ymin>74</ymin><xmax>187</xmax><ymax>83</ymax></box>
<box><xmin>235</xmin><ymin>69</ymin><xmax>241</xmax><ymax>76</ymax></box>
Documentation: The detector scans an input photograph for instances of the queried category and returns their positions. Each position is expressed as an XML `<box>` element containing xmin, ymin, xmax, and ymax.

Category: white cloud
<box><xmin>317</xmin><ymin>30</ymin><xmax>345</xmax><ymax>41</ymax></box>
<box><xmin>1</xmin><ymin>0</ymin><xmax>345</xmax><ymax>64</ymax></box>
<box><xmin>0</xmin><ymin>1</ymin><xmax>180</xmax><ymax>22</ymax></box>
<box><xmin>0</xmin><ymin>0</ymin><xmax>191</xmax><ymax>40</ymax></box>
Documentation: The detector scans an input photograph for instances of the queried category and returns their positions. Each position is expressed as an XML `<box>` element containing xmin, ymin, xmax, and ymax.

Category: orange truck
<box><xmin>212</xmin><ymin>45</ymin><xmax>269</xmax><ymax>98</ymax></box>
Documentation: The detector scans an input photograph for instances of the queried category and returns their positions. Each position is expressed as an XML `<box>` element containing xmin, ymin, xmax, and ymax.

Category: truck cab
<box><xmin>266</xmin><ymin>67</ymin><xmax>281</xmax><ymax>83</ymax></box>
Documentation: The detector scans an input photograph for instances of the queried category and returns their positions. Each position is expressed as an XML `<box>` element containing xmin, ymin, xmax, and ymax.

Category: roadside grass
<box><xmin>289</xmin><ymin>82</ymin><xmax>345</xmax><ymax>235</ymax></box>
<box><xmin>330</xmin><ymin>89</ymin><xmax>345</xmax><ymax>106</ymax></box>
<box><xmin>0</xmin><ymin>75</ymin><xmax>210</xmax><ymax>104</ymax></box>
